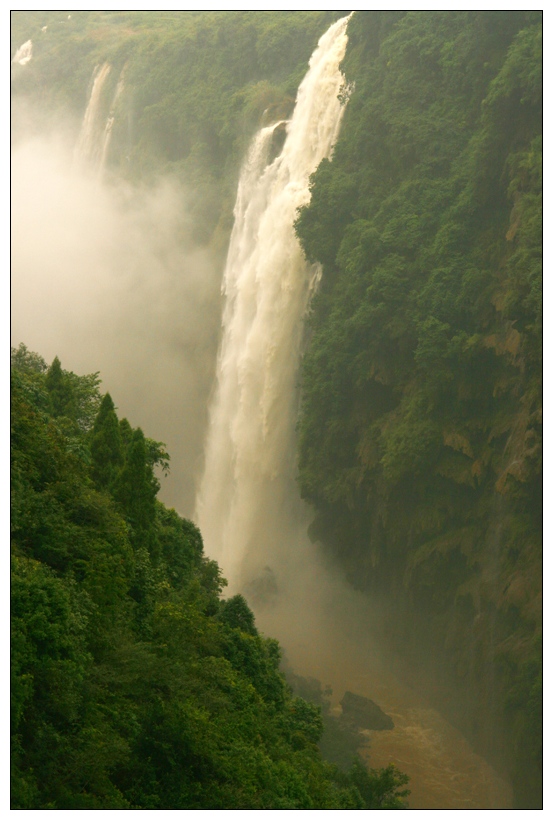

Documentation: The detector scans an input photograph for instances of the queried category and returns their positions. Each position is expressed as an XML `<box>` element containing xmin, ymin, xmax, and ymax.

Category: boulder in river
<box><xmin>340</xmin><ymin>691</ymin><xmax>394</xmax><ymax>731</ymax></box>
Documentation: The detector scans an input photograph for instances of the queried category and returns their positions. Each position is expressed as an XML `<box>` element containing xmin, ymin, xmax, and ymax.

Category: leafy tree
<box><xmin>348</xmin><ymin>759</ymin><xmax>410</xmax><ymax>809</ymax></box>
<box><xmin>113</xmin><ymin>427</ymin><xmax>157</xmax><ymax>547</ymax></box>
<box><xmin>218</xmin><ymin>593</ymin><xmax>257</xmax><ymax>635</ymax></box>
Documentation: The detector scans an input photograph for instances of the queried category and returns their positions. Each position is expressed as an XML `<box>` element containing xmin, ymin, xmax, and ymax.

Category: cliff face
<box><xmin>294</xmin><ymin>11</ymin><xmax>542</xmax><ymax>807</ymax></box>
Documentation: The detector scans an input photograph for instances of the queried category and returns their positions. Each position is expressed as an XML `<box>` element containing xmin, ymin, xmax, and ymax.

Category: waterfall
<box><xmin>12</xmin><ymin>40</ymin><xmax>33</xmax><ymax>66</ymax></box>
<box><xmin>74</xmin><ymin>63</ymin><xmax>112</xmax><ymax>172</ymax></box>
<box><xmin>195</xmin><ymin>15</ymin><xmax>351</xmax><ymax>595</ymax></box>
<box><xmin>99</xmin><ymin>69</ymin><xmax>126</xmax><ymax>173</ymax></box>
<box><xmin>74</xmin><ymin>62</ymin><xmax>125</xmax><ymax>175</ymax></box>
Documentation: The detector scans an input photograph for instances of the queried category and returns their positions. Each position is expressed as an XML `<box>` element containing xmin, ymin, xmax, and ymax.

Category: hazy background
<box><xmin>11</xmin><ymin>105</ymin><xmax>223</xmax><ymax>515</ymax></box>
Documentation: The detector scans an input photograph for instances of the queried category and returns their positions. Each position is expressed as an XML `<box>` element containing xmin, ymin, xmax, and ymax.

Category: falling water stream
<box><xmin>74</xmin><ymin>63</ymin><xmax>112</xmax><ymax>169</ymax></box>
<box><xmin>195</xmin><ymin>14</ymin><xmax>351</xmax><ymax>594</ymax></box>
<box><xmin>99</xmin><ymin>68</ymin><xmax>125</xmax><ymax>172</ymax></box>
<box><xmin>12</xmin><ymin>39</ymin><xmax>33</xmax><ymax>66</ymax></box>
<box><xmin>74</xmin><ymin>62</ymin><xmax>124</xmax><ymax>175</ymax></box>
<box><xmin>192</xmin><ymin>14</ymin><xmax>511</xmax><ymax>809</ymax></box>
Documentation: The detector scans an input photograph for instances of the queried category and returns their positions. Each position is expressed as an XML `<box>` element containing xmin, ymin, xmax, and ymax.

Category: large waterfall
<box><xmin>195</xmin><ymin>15</ymin><xmax>351</xmax><ymax>596</ymax></box>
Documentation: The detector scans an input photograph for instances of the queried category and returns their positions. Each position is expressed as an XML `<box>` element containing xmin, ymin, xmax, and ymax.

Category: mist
<box><xmin>11</xmin><ymin>109</ymin><xmax>223</xmax><ymax>515</ymax></box>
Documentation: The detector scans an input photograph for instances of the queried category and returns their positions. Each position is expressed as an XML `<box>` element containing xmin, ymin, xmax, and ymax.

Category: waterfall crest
<box><xmin>195</xmin><ymin>15</ymin><xmax>351</xmax><ymax>593</ymax></box>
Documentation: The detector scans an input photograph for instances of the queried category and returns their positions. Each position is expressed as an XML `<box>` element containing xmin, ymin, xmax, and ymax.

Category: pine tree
<box><xmin>113</xmin><ymin>427</ymin><xmax>156</xmax><ymax>545</ymax></box>
<box><xmin>45</xmin><ymin>356</ymin><xmax>74</xmax><ymax>418</ymax></box>
<box><xmin>90</xmin><ymin>393</ymin><xmax>123</xmax><ymax>490</ymax></box>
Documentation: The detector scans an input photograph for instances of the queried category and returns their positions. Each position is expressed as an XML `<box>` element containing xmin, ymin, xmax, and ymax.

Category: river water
<box><xmin>266</xmin><ymin>611</ymin><xmax>512</xmax><ymax>810</ymax></box>
<box><xmin>343</xmin><ymin>671</ymin><xmax>511</xmax><ymax>808</ymax></box>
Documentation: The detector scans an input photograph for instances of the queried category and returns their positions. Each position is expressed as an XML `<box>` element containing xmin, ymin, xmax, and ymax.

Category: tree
<box><xmin>113</xmin><ymin>427</ymin><xmax>157</xmax><ymax>548</ymax></box>
<box><xmin>219</xmin><ymin>594</ymin><xmax>258</xmax><ymax>635</ymax></box>
<box><xmin>90</xmin><ymin>393</ymin><xmax>123</xmax><ymax>491</ymax></box>
<box><xmin>45</xmin><ymin>356</ymin><xmax>74</xmax><ymax>419</ymax></box>
<box><xmin>348</xmin><ymin>758</ymin><xmax>410</xmax><ymax>808</ymax></box>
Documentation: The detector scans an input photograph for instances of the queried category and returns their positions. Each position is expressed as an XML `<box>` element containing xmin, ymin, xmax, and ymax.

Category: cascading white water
<box><xmin>99</xmin><ymin>69</ymin><xmax>126</xmax><ymax>173</ymax></box>
<box><xmin>74</xmin><ymin>63</ymin><xmax>111</xmax><ymax>170</ymax></box>
<box><xmin>74</xmin><ymin>62</ymin><xmax>125</xmax><ymax>176</ymax></box>
<box><xmin>195</xmin><ymin>14</ymin><xmax>351</xmax><ymax>595</ymax></box>
<box><xmin>12</xmin><ymin>40</ymin><xmax>33</xmax><ymax>66</ymax></box>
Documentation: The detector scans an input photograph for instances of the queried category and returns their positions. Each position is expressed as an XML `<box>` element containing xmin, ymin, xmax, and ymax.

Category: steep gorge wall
<box><xmin>294</xmin><ymin>11</ymin><xmax>542</xmax><ymax>807</ymax></box>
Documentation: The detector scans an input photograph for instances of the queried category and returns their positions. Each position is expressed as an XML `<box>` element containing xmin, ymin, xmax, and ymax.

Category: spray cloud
<box><xmin>11</xmin><ymin>104</ymin><xmax>222</xmax><ymax>514</ymax></box>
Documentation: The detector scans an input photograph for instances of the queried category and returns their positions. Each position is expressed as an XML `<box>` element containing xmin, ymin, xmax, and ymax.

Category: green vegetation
<box><xmin>294</xmin><ymin>10</ymin><xmax>541</xmax><ymax>808</ymax></box>
<box><xmin>11</xmin><ymin>344</ymin><xmax>410</xmax><ymax>809</ymax></box>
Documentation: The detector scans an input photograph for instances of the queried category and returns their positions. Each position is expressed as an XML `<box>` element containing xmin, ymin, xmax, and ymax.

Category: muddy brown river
<box><xmin>353</xmin><ymin>680</ymin><xmax>510</xmax><ymax>809</ymax></box>
<box><xmin>303</xmin><ymin>655</ymin><xmax>511</xmax><ymax>809</ymax></box>
<box><xmin>256</xmin><ymin>585</ymin><xmax>513</xmax><ymax>811</ymax></box>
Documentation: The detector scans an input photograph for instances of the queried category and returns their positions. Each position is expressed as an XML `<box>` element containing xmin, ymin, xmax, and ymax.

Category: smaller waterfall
<box><xmin>99</xmin><ymin>69</ymin><xmax>126</xmax><ymax>173</ymax></box>
<box><xmin>75</xmin><ymin>63</ymin><xmax>125</xmax><ymax>175</ymax></box>
<box><xmin>74</xmin><ymin>63</ymin><xmax>111</xmax><ymax>169</ymax></box>
<box><xmin>12</xmin><ymin>40</ymin><xmax>33</xmax><ymax>66</ymax></box>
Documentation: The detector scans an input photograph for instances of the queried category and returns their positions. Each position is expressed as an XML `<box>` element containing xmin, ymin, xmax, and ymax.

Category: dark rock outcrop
<box><xmin>340</xmin><ymin>691</ymin><xmax>394</xmax><ymax>731</ymax></box>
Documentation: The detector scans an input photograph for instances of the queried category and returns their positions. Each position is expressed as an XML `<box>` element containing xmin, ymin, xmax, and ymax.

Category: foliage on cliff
<box><xmin>295</xmin><ymin>10</ymin><xmax>541</xmax><ymax>807</ymax></box>
<box><xmin>10</xmin><ymin>345</ymin><xmax>410</xmax><ymax>810</ymax></box>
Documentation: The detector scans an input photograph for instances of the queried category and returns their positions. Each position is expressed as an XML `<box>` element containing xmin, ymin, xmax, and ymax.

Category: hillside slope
<box><xmin>11</xmin><ymin>345</ymin><xmax>410</xmax><ymax>809</ymax></box>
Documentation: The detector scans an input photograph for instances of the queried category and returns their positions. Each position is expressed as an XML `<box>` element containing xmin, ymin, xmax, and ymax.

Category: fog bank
<box><xmin>11</xmin><ymin>124</ymin><xmax>223</xmax><ymax>514</ymax></box>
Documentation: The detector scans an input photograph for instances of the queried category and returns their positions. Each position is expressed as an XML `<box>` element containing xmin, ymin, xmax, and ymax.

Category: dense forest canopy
<box><xmin>10</xmin><ymin>343</ymin><xmax>410</xmax><ymax>809</ymax></box>
<box><xmin>11</xmin><ymin>9</ymin><xmax>541</xmax><ymax>810</ymax></box>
